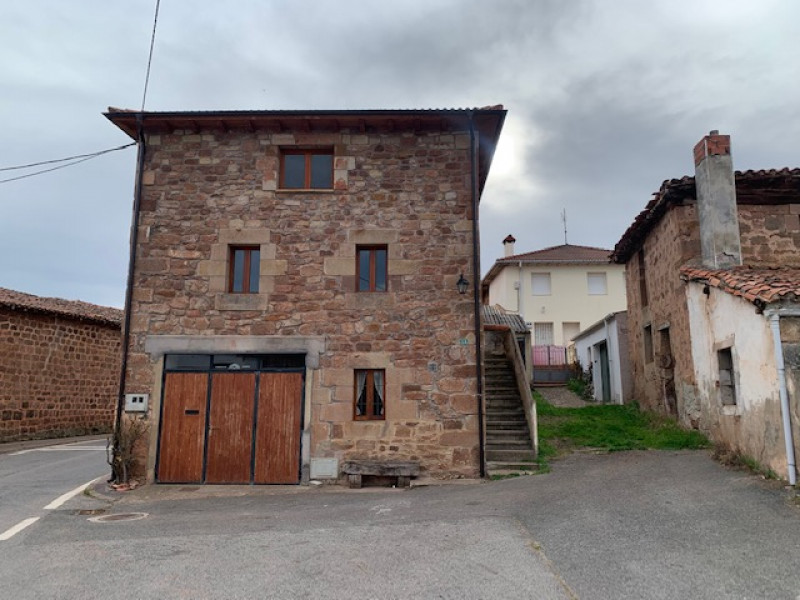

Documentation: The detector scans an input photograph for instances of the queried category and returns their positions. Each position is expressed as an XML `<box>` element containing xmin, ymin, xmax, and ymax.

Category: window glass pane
<box><xmin>534</xmin><ymin>322</ymin><xmax>554</xmax><ymax>346</ymax></box>
<box><xmin>310</xmin><ymin>154</ymin><xmax>333</xmax><ymax>189</ymax></box>
<box><xmin>260</xmin><ymin>354</ymin><xmax>305</xmax><ymax>369</ymax></box>
<box><xmin>232</xmin><ymin>249</ymin><xmax>245</xmax><ymax>292</ymax></box>
<box><xmin>165</xmin><ymin>354</ymin><xmax>210</xmax><ymax>370</ymax></box>
<box><xmin>531</xmin><ymin>273</ymin><xmax>551</xmax><ymax>295</ymax></box>
<box><xmin>358</xmin><ymin>249</ymin><xmax>371</xmax><ymax>291</ymax></box>
<box><xmin>587</xmin><ymin>273</ymin><xmax>607</xmax><ymax>295</ymax></box>
<box><xmin>283</xmin><ymin>154</ymin><xmax>305</xmax><ymax>188</ymax></box>
<box><xmin>374</xmin><ymin>249</ymin><xmax>387</xmax><ymax>291</ymax></box>
<box><xmin>212</xmin><ymin>354</ymin><xmax>259</xmax><ymax>370</ymax></box>
<box><xmin>249</xmin><ymin>249</ymin><xmax>260</xmax><ymax>293</ymax></box>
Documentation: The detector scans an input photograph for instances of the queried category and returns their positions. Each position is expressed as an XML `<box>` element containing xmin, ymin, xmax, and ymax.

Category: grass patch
<box><xmin>712</xmin><ymin>444</ymin><xmax>780</xmax><ymax>480</ymax></box>
<box><xmin>535</xmin><ymin>392</ymin><xmax>709</xmax><ymax>469</ymax></box>
<box><xmin>566</xmin><ymin>377</ymin><xmax>588</xmax><ymax>398</ymax></box>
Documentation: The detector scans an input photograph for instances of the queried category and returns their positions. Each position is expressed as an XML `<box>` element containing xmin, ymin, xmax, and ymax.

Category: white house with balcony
<box><xmin>481</xmin><ymin>235</ymin><xmax>627</xmax><ymax>380</ymax></box>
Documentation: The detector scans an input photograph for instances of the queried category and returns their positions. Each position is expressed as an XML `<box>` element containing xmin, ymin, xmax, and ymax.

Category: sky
<box><xmin>1</xmin><ymin>0</ymin><xmax>799</xmax><ymax>308</ymax></box>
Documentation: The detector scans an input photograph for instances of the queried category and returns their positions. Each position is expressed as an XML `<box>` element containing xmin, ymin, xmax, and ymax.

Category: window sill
<box><xmin>215</xmin><ymin>293</ymin><xmax>268</xmax><ymax>311</ymax></box>
<box><xmin>276</xmin><ymin>188</ymin><xmax>336</xmax><ymax>194</ymax></box>
<box><xmin>721</xmin><ymin>405</ymin><xmax>741</xmax><ymax>417</ymax></box>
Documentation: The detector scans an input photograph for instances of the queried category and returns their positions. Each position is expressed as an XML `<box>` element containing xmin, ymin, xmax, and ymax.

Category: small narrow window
<box><xmin>643</xmin><ymin>325</ymin><xmax>654</xmax><ymax>364</ymax></box>
<box><xmin>354</xmin><ymin>369</ymin><xmax>385</xmax><ymax>420</ymax></box>
<box><xmin>587</xmin><ymin>272</ymin><xmax>607</xmax><ymax>295</ymax></box>
<box><xmin>531</xmin><ymin>273</ymin><xmax>551</xmax><ymax>296</ymax></box>
<box><xmin>229</xmin><ymin>246</ymin><xmax>260</xmax><ymax>293</ymax></box>
<box><xmin>357</xmin><ymin>245</ymin><xmax>387</xmax><ymax>292</ymax></box>
<box><xmin>638</xmin><ymin>250</ymin><xmax>648</xmax><ymax>307</ymax></box>
<box><xmin>718</xmin><ymin>348</ymin><xmax>736</xmax><ymax>406</ymax></box>
<box><xmin>280</xmin><ymin>149</ymin><xmax>333</xmax><ymax>189</ymax></box>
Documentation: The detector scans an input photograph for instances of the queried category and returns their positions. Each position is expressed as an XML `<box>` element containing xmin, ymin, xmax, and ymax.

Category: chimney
<box><xmin>503</xmin><ymin>234</ymin><xmax>516</xmax><ymax>257</ymax></box>
<box><xmin>693</xmin><ymin>130</ymin><xmax>742</xmax><ymax>268</ymax></box>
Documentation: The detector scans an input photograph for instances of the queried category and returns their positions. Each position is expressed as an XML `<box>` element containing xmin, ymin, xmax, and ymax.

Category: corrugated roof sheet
<box><xmin>680</xmin><ymin>265</ymin><xmax>800</xmax><ymax>305</ymax></box>
<box><xmin>0</xmin><ymin>287</ymin><xmax>123</xmax><ymax>327</ymax></box>
<box><xmin>482</xmin><ymin>304</ymin><xmax>529</xmax><ymax>333</ymax></box>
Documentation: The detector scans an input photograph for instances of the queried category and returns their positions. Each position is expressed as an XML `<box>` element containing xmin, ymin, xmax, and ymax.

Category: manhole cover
<box><xmin>88</xmin><ymin>512</ymin><xmax>149</xmax><ymax>523</ymax></box>
<box><xmin>76</xmin><ymin>508</ymin><xmax>107</xmax><ymax>516</ymax></box>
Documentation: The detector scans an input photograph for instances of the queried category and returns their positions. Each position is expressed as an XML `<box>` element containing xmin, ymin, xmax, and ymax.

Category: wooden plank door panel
<box><xmin>205</xmin><ymin>372</ymin><xmax>256</xmax><ymax>484</ymax></box>
<box><xmin>254</xmin><ymin>372</ymin><xmax>303</xmax><ymax>484</ymax></box>
<box><xmin>158</xmin><ymin>373</ymin><xmax>208</xmax><ymax>483</ymax></box>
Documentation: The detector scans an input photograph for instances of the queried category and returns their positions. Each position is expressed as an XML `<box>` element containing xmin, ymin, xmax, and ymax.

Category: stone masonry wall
<box><xmin>626</xmin><ymin>198</ymin><xmax>800</xmax><ymax>426</ymax></box>
<box><xmin>126</xmin><ymin>126</ymin><xmax>481</xmax><ymax>478</ymax></box>
<box><xmin>0</xmin><ymin>307</ymin><xmax>121</xmax><ymax>442</ymax></box>
<box><xmin>624</xmin><ymin>203</ymin><xmax>699</xmax><ymax>415</ymax></box>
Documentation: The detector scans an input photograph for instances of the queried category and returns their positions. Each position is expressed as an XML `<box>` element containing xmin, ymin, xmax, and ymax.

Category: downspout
<box><xmin>468</xmin><ymin>113</ymin><xmax>485</xmax><ymax>477</ymax></box>
<box><xmin>112</xmin><ymin>114</ymin><xmax>147</xmax><ymax>481</ymax></box>
<box><xmin>768</xmin><ymin>312</ymin><xmax>797</xmax><ymax>486</ymax></box>
<box><xmin>517</xmin><ymin>261</ymin><xmax>523</xmax><ymax>314</ymax></box>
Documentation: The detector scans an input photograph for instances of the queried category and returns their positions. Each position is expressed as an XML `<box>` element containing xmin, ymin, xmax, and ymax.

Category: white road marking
<box><xmin>0</xmin><ymin>517</ymin><xmax>40</xmax><ymax>541</ymax></box>
<box><xmin>44</xmin><ymin>475</ymin><xmax>105</xmax><ymax>510</ymax></box>
<box><xmin>9</xmin><ymin>446</ymin><xmax>105</xmax><ymax>456</ymax></box>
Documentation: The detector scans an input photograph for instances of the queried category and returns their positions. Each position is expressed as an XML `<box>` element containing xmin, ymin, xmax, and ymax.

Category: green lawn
<box><xmin>535</xmin><ymin>392</ymin><xmax>710</xmax><ymax>467</ymax></box>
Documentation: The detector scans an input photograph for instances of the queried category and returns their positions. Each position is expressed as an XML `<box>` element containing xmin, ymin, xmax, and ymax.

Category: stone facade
<box><xmin>614</xmin><ymin>166</ymin><xmax>800</xmax><ymax>433</ymax></box>
<box><xmin>0</xmin><ymin>300</ymin><xmax>122</xmax><ymax>442</ymax></box>
<box><xmin>107</xmin><ymin>108</ymin><xmax>505</xmax><ymax>482</ymax></box>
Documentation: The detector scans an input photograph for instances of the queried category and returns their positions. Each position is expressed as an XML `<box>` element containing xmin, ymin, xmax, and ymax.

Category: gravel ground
<box><xmin>534</xmin><ymin>385</ymin><xmax>590</xmax><ymax>408</ymax></box>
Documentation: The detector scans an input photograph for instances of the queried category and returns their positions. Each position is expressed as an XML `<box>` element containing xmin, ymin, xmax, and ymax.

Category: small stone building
<box><xmin>612</xmin><ymin>131</ymin><xmax>800</xmax><ymax>480</ymax></box>
<box><xmin>0</xmin><ymin>287</ymin><xmax>122</xmax><ymax>442</ymax></box>
<box><xmin>106</xmin><ymin>107</ymin><xmax>506</xmax><ymax>484</ymax></box>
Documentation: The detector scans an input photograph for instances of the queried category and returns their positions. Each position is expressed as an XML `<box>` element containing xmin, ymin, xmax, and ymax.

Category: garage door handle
<box><xmin>184</xmin><ymin>409</ymin><xmax>200</xmax><ymax>415</ymax></box>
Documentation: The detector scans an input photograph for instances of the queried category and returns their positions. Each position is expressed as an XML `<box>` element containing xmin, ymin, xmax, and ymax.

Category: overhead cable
<box><xmin>0</xmin><ymin>143</ymin><xmax>136</xmax><ymax>184</ymax></box>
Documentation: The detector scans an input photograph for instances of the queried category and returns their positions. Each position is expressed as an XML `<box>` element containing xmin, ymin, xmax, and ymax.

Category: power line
<box><xmin>141</xmin><ymin>0</ymin><xmax>161</xmax><ymax>112</ymax></box>
<box><xmin>0</xmin><ymin>143</ymin><xmax>136</xmax><ymax>184</ymax></box>
<box><xmin>0</xmin><ymin>143</ymin><xmax>135</xmax><ymax>173</ymax></box>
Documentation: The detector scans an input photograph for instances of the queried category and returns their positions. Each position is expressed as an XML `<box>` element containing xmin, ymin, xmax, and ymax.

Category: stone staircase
<box><xmin>484</xmin><ymin>356</ymin><xmax>537</xmax><ymax>476</ymax></box>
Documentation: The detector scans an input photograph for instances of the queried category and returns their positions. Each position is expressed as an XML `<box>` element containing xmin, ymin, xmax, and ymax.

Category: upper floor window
<box><xmin>357</xmin><ymin>245</ymin><xmax>387</xmax><ymax>292</ymax></box>
<box><xmin>229</xmin><ymin>246</ymin><xmax>260</xmax><ymax>293</ymax></box>
<box><xmin>587</xmin><ymin>272</ymin><xmax>608</xmax><ymax>295</ymax></box>
<box><xmin>280</xmin><ymin>149</ymin><xmax>333</xmax><ymax>189</ymax></box>
<box><xmin>531</xmin><ymin>272</ymin><xmax>551</xmax><ymax>296</ymax></box>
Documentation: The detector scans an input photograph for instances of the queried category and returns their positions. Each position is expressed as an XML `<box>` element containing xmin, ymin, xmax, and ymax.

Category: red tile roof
<box><xmin>503</xmin><ymin>244</ymin><xmax>612</xmax><ymax>263</ymax></box>
<box><xmin>482</xmin><ymin>244</ymin><xmax>612</xmax><ymax>288</ymax></box>
<box><xmin>680</xmin><ymin>266</ymin><xmax>800</xmax><ymax>305</ymax></box>
<box><xmin>612</xmin><ymin>168</ymin><xmax>800</xmax><ymax>264</ymax></box>
<box><xmin>0</xmin><ymin>287</ymin><xmax>123</xmax><ymax>327</ymax></box>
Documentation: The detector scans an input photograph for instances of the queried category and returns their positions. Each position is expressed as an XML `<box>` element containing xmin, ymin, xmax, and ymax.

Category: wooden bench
<box><xmin>342</xmin><ymin>460</ymin><xmax>420</xmax><ymax>488</ymax></box>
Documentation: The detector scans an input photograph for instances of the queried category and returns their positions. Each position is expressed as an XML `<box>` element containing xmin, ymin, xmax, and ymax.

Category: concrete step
<box><xmin>487</xmin><ymin>431</ymin><xmax>531</xmax><ymax>440</ymax></box>
<box><xmin>486</xmin><ymin>461</ymin><xmax>539</xmax><ymax>474</ymax></box>
<box><xmin>485</xmin><ymin>448</ymin><xmax>537</xmax><ymax>461</ymax></box>
<box><xmin>486</xmin><ymin>440</ymin><xmax>532</xmax><ymax>449</ymax></box>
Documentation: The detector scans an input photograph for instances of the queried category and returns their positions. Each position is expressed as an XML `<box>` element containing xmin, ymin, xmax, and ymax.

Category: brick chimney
<box><xmin>503</xmin><ymin>234</ymin><xmax>516</xmax><ymax>257</ymax></box>
<box><xmin>693</xmin><ymin>130</ymin><xmax>742</xmax><ymax>268</ymax></box>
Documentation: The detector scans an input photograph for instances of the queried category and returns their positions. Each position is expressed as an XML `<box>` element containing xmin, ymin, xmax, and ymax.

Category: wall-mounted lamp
<box><xmin>456</xmin><ymin>273</ymin><xmax>469</xmax><ymax>295</ymax></box>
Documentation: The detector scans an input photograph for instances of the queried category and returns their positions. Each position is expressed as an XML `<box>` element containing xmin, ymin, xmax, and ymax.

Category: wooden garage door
<box><xmin>158</xmin><ymin>373</ymin><xmax>208</xmax><ymax>483</ymax></box>
<box><xmin>254</xmin><ymin>372</ymin><xmax>303</xmax><ymax>484</ymax></box>
<box><xmin>157</xmin><ymin>358</ymin><xmax>304</xmax><ymax>484</ymax></box>
<box><xmin>205</xmin><ymin>372</ymin><xmax>257</xmax><ymax>484</ymax></box>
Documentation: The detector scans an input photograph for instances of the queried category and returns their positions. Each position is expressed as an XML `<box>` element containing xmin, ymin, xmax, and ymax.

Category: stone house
<box><xmin>611</xmin><ymin>131</ymin><xmax>800</xmax><ymax>481</ymax></box>
<box><xmin>0</xmin><ymin>287</ymin><xmax>122</xmax><ymax>442</ymax></box>
<box><xmin>106</xmin><ymin>107</ymin><xmax>506</xmax><ymax>484</ymax></box>
<box><xmin>481</xmin><ymin>237</ymin><xmax>626</xmax><ymax>376</ymax></box>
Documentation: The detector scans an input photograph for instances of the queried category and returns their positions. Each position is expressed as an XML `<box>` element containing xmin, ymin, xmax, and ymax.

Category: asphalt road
<box><xmin>0</xmin><ymin>438</ymin><xmax>110</xmax><ymax>542</ymax></box>
<box><xmin>1</xmin><ymin>449</ymin><xmax>799</xmax><ymax>599</ymax></box>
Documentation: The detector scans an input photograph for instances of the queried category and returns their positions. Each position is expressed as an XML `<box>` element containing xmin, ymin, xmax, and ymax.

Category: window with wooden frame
<box><xmin>229</xmin><ymin>246</ymin><xmax>260</xmax><ymax>294</ymax></box>
<box><xmin>354</xmin><ymin>369</ymin><xmax>385</xmax><ymax>420</ymax></box>
<box><xmin>280</xmin><ymin>149</ymin><xmax>333</xmax><ymax>189</ymax></box>
<box><xmin>357</xmin><ymin>245</ymin><xmax>387</xmax><ymax>292</ymax></box>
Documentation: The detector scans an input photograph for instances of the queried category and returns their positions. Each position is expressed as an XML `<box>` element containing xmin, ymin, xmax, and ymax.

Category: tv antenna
<box><xmin>561</xmin><ymin>209</ymin><xmax>568</xmax><ymax>244</ymax></box>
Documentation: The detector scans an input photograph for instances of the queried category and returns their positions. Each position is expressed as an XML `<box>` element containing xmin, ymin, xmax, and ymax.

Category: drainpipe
<box><xmin>767</xmin><ymin>312</ymin><xmax>797</xmax><ymax>486</ymax></box>
<box><xmin>468</xmin><ymin>113</ymin><xmax>486</xmax><ymax>477</ymax></box>
<box><xmin>517</xmin><ymin>261</ymin><xmax>523</xmax><ymax>314</ymax></box>
<box><xmin>113</xmin><ymin>114</ymin><xmax>147</xmax><ymax>482</ymax></box>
